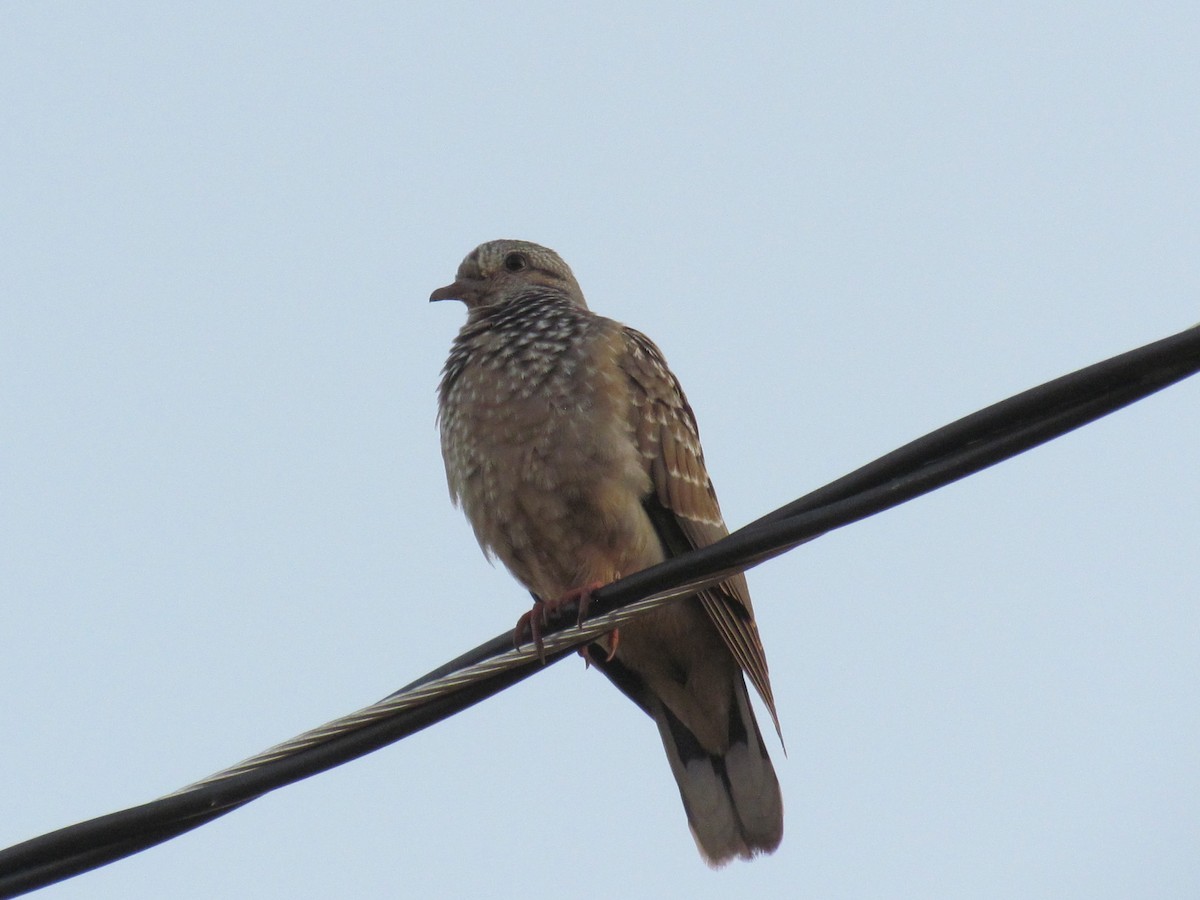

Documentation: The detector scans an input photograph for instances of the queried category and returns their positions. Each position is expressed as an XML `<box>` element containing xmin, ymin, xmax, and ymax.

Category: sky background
<box><xmin>3</xmin><ymin>3</ymin><xmax>1199</xmax><ymax>898</ymax></box>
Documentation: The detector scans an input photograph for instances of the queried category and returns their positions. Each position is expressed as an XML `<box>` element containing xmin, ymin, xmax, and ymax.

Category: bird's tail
<box><xmin>651</xmin><ymin>677</ymin><xmax>783</xmax><ymax>866</ymax></box>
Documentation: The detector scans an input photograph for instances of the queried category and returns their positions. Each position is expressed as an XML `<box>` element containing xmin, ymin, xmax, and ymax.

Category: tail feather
<box><xmin>651</xmin><ymin>678</ymin><xmax>783</xmax><ymax>866</ymax></box>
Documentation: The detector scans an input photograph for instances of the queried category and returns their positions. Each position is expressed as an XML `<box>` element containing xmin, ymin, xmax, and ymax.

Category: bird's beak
<box><xmin>430</xmin><ymin>280</ymin><xmax>473</xmax><ymax>303</ymax></box>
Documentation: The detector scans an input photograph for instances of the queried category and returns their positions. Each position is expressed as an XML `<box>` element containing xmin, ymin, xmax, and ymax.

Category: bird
<box><xmin>431</xmin><ymin>239</ymin><xmax>783</xmax><ymax>865</ymax></box>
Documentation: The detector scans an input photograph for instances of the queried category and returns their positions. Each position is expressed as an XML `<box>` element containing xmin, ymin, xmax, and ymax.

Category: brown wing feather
<box><xmin>618</xmin><ymin>325</ymin><xmax>780</xmax><ymax>734</ymax></box>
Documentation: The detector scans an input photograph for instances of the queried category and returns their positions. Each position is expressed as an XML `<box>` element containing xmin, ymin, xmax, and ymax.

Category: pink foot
<box><xmin>514</xmin><ymin>581</ymin><xmax>606</xmax><ymax>664</ymax></box>
<box><xmin>580</xmin><ymin>627</ymin><xmax>621</xmax><ymax>668</ymax></box>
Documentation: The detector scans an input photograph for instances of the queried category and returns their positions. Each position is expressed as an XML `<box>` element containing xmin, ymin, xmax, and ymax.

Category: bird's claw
<box><xmin>580</xmin><ymin>628</ymin><xmax>621</xmax><ymax>668</ymax></box>
<box><xmin>514</xmin><ymin>581</ymin><xmax>606</xmax><ymax>665</ymax></box>
<box><xmin>514</xmin><ymin>600</ymin><xmax>549</xmax><ymax>664</ymax></box>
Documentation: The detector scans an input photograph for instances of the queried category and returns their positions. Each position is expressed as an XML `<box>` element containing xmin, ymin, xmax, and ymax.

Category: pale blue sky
<box><xmin>3</xmin><ymin>3</ymin><xmax>1198</xmax><ymax>898</ymax></box>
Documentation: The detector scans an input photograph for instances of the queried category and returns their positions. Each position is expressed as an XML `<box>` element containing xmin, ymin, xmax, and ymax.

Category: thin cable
<box><xmin>1</xmin><ymin>323</ymin><xmax>1197</xmax><ymax>898</ymax></box>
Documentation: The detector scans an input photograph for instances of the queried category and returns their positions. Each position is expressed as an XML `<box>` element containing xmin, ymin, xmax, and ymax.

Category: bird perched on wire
<box><xmin>432</xmin><ymin>239</ymin><xmax>783</xmax><ymax>865</ymax></box>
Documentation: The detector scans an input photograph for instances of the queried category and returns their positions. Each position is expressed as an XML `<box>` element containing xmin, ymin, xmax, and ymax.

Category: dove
<box><xmin>433</xmin><ymin>239</ymin><xmax>782</xmax><ymax>864</ymax></box>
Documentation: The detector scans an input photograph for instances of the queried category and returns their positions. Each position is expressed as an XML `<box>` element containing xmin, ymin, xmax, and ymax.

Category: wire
<box><xmin>1</xmin><ymin>322</ymin><xmax>1197</xmax><ymax>898</ymax></box>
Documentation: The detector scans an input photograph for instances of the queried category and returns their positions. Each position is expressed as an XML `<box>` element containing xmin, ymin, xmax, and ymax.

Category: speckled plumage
<box><xmin>432</xmin><ymin>240</ymin><xmax>783</xmax><ymax>865</ymax></box>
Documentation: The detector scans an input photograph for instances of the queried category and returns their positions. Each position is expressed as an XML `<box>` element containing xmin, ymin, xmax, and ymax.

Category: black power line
<box><xmin>1</xmin><ymin>322</ymin><xmax>1197</xmax><ymax>898</ymax></box>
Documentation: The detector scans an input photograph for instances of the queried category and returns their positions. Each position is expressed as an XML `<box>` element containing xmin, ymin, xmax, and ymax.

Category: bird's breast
<box><xmin>438</xmin><ymin>314</ymin><xmax>657</xmax><ymax>597</ymax></box>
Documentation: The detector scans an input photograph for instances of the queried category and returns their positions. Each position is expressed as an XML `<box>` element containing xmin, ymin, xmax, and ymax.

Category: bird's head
<box><xmin>429</xmin><ymin>240</ymin><xmax>587</xmax><ymax>311</ymax></box>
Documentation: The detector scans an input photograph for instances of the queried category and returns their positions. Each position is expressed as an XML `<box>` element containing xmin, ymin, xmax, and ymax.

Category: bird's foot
<box><xmin>514</xmin><ymin>600</ymin><xmax>548</xmax><ymax>663</ymax></box>
<box><xmin>514</xmin><ymin>581</ymin><xmax>605</xmax><ymax>664</ymax></box>
<box><xmin>580</xmin><ymin>628</ymin><xmax>620</xmax><ymax>669</ymax></box>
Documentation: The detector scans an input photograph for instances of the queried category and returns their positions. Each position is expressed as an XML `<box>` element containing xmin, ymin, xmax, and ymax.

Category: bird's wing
<box><xmin>618</xmin><ymin>325</ymin><xmax>779</xmax><ymax>733</ymax></box>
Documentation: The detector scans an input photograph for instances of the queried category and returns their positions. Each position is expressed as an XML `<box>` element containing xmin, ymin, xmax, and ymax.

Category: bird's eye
<box><xmin>503</xmin><ymin>252</ymin><xmax>528</xmax><ymax>273</ymax></box>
